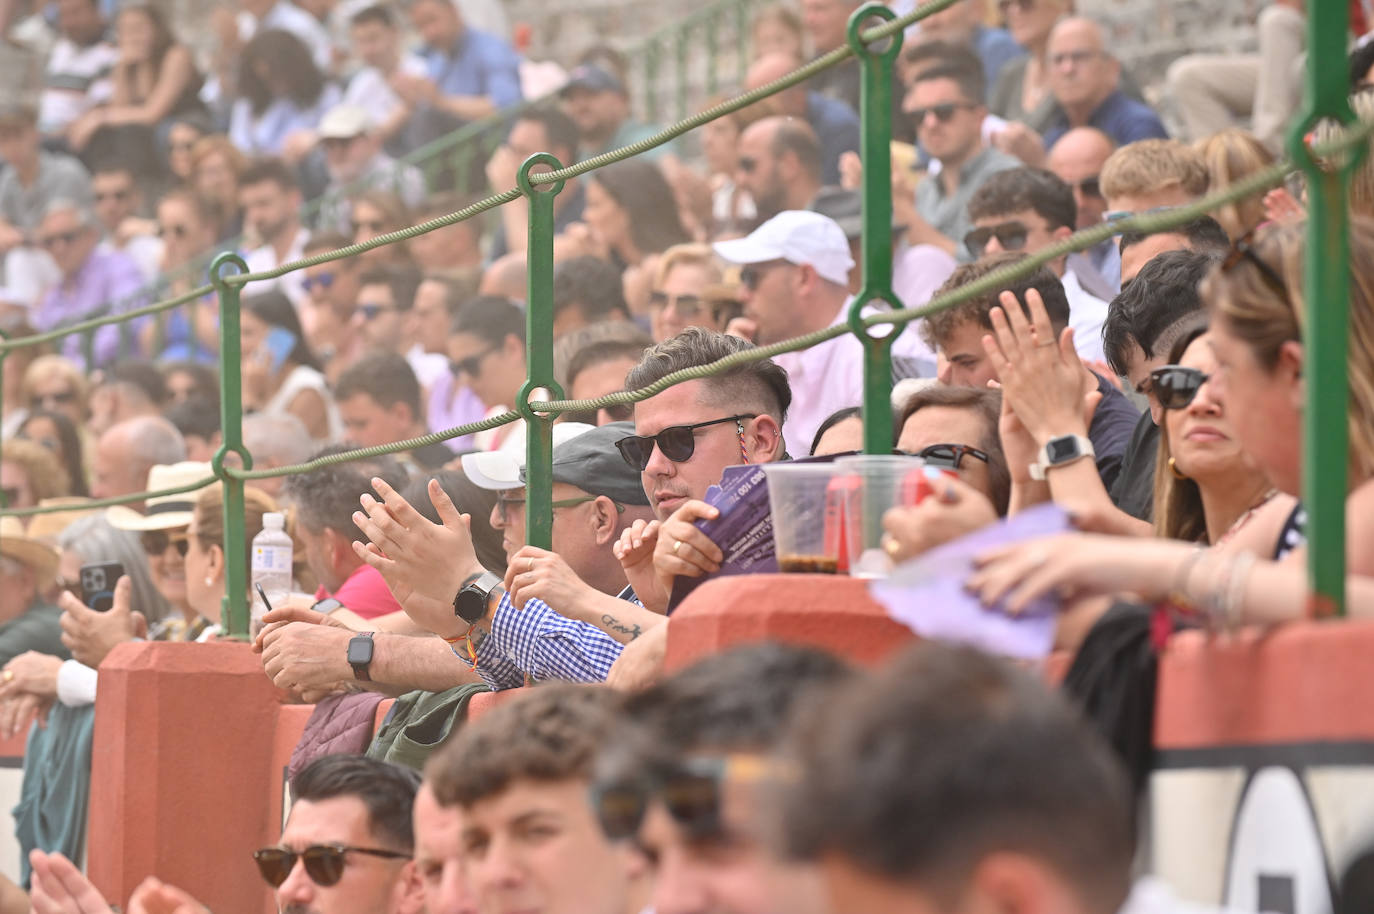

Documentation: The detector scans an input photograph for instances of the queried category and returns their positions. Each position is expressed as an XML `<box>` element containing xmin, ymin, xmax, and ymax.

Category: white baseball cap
<box><xmin>712</xmin><ymin>210</ymin><xmax>855</xmax><ymax>287</ymax></box>
<box><xmin>462</xmin><ymin>422</ymin><xmax>596</xmax><ymax>490</ymax></box>
<box><xmin>318</xmin><ymin>104</ymin><xmax>372</xmax><ymax>140</ymax></box>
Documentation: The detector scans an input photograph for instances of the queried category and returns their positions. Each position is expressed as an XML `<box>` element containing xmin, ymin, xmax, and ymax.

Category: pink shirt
<box><xmin>315</xmin><ymin>564</ymin><xmax>403</xmax><ymax>621</ymax></box>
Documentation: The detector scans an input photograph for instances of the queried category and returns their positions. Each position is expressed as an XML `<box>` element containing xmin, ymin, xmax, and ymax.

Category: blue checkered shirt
<box><xmin>472</xmin><ymin>590</ymin><xmax>629</xmax><ymax>690</ymax></box>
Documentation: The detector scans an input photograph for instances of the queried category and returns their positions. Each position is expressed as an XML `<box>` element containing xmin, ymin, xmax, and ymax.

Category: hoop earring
<box><xmin>1169</xmin><ymin>457</ymin><xmax>1188</xmax><ymax>480</ymax></box>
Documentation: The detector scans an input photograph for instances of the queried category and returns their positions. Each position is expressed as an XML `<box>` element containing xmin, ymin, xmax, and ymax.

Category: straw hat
<box><xmin>106</xmin><ymin>462</ymin><xmax>212</xmax><ymax>532</ymax></box>
<box><xmin>0</xmin><ymin>515</ymin><xmax>59</xmax><ymax>589</ymax></box>
<box><xmin>25</xmin><ymin>497</ymin><xmax>100</xmax><ymax>544</ymax></box>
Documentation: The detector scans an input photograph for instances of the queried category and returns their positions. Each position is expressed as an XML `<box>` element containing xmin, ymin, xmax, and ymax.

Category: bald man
<box><xmin>1047</xmin><ymin>126</ymin><xmax>1120</xmax><ymax>294</ymax></box>
<box><xmin>90</xmin><ymin>417</ymin><xmax>187</xmax><ymax>507</ymax></box>
<box><xmin>1041</xmin><ymin>18</ymin><xmax>1167</xmax><ymax>151</ymax></box>
<box><xmin>746</xmin><ymin>52</ymin><xmax>858</xmax><ymax>185</ymax></box>
<box><xmin>735</xmin><ymin>116</ymin><xmax>823</xmax><ymax>220</ymax></box>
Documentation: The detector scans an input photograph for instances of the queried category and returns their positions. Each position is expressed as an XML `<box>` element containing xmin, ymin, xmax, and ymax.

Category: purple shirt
<box><xmin>34</xmin><ymin>247</ymin><xmax>148</xmax><ymax>369</ymax></box>
<box><xmin>427</xmin><ymin>371</ymin><xmax>487</xmax><ymax>454</ymax></box>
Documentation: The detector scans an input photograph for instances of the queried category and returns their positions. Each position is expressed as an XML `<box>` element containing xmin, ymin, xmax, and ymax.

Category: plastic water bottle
<box><xmin>250</xmin><ymin>512</ymin><xmax>293</xmax><ymax>637</ymax></box>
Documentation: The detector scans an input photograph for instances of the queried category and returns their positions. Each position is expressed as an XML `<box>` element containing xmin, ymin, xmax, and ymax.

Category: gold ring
<box><xmin>882</xmin><ymin>535</ymin><xmax>901</xmax><ymax>558</ymax></box>
<box><xmin>527</xmin><ymin>556</ymin><xmax>535</xmax><ymax>572</ymax></box>
<box><xmin>673</xmin><ymin>540</ymin><xmax>683</xmax><ymax>554</ymax></box>
<box><xmin>2</xmin><ymin>671</ymin><xmax>13</xmax><ymax>683</ymax></box>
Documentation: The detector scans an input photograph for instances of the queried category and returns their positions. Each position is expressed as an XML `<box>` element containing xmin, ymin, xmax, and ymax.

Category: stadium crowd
<box><xmin>0</xmin><ymin>0</ymin><xmax>1371</xmax><ymax>911</ymax></box>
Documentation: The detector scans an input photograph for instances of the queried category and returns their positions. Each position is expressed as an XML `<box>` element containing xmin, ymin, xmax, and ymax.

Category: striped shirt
<box><xmin>472</xmin><ymin>590</ymin><xmax>629</xmax><ymax>690</ymax></box>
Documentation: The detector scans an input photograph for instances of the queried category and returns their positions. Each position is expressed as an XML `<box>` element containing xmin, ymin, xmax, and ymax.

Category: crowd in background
<box><xmin>3</xmin><ymin>0</ymin><xmax>1374</xmax><ymax>912</ymax></box>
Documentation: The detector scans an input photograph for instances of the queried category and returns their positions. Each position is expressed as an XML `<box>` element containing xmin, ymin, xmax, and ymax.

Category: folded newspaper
<box><xmin>667</xmin><ymin>463</ymin><xmax>778</xmax><ymax>613</ymax></box>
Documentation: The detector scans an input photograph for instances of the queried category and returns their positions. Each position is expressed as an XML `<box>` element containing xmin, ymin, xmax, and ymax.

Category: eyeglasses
<box><xmin>140</xmin><ymin>530</ymin><xmax>190</xmax><ymax>558</ymax></box>
<box><xmin>357</xmin><ymin>302</ymin><xmax>395</xmax><ymax>321</ymax></box>
<box><xmin>1050</xmin><ymin>49</ymin><xmax>1105</xmax><ymax>68</ymax></box>
<box><xmin>157</xmin><ymin>223</ymin><xmax>190</xmax><ymax>240</ymax></box>
<box><xmin>911</xmin><ymin>442</ymin><xmax>991</xmax><ymax>469</ymax></box>
<box><xmin>38</xmin><ymin>228</ymin><xmax>83</xmax><ymax>250</ymax></box>
<box><xmin>1220</xmin><ymin>227</ymin><xmax>1289</xmax><ymax>302</ymax></box>
<box><xmin>592</xmin><ymin>755</ymin><xmax>795</xmax><ymax>843</ymax></box>
<box><xmin>737</xmin><ymin>156</ymin><xmax>758</xmax><ymax>173</ymax></box>
<box><xmin>615</xmin><ymin>415</ymin><xmax>756</xmax><ymax>471</ymax></box>
<box><xmin>648</xmin><ymin>290</ymin><xmax>707</xmax><ymax>319</ymax></box>
<box><xmin>450</xmin><ymin>347</ymin><xmax>497</xmax><ymax>378</ymax></box>
<box><xmin>1102</xmin><ymin>204</ymin><xmax>1173</xmax><ymax>226</ymax></box>
<box><xmin>29</xmin><ymin>390</ymin><xmax>75</xmax><ymax>410</ymax></box>
<box><xmin>95</xmin><ymin>189</ymin><xmax>129</xmax><ymax>204</ymax></box>
<box><xmin>495</xmin><ymin>493</ymin><xmax>623</xmax><ymax>525</ymax></box>
<box><xmin>252</xmin><ymin>844</ymin><xmax>410</xmax><ymax>888</ymax></box>
<box><xmin>739</xmin><ymin>261</ymin><xmax>791</xmax><ymax>291</ymax></box>
<box><xmin>351</xmin><ymin>219</ymin><xmax>388</xmax><ymax>235</ymax></box>
<box><xmin>1149</xmin><ymin>365</ymin><xmax>1210</xmax><ymax>410</ymax></box>
<box><xmin>907</xmin><ymin>101</ymin><xmax>978</xmax><ymax>125</ymax></box>
<box><xmin>963</xmin><ymin>220</ymin><xmax>1032</xmax><ymax>257</ymax></box>
<box><xmin>302</xmin><ymin>272</ymin><xmax>335</xmax><ymax>293</ymax></box>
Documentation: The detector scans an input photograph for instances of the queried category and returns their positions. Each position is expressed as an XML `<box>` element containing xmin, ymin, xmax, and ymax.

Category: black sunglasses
<box><xmin>1150</xmin><ymin>365</ymin><xmax>1210</xmax><ymax>410</ymax></box>
<box><xmin>1072</xmin><ymin>176</ymin><xmax>1102</xmax><ymax>198</ymax></box>
<box><xmin>252</xmin><ymin>844</ymin><xmax>409</xmax><ymax>888</ymax></box>
<box><xmin>739</xmin><ymin>262</ymin><xmax>790</xmax><ymax>291</ymax></box>
<box><xmin>912</xmin><ymin>442</ymin><xmax>990</xmax><ymax>469</ymax></box>
<box><xmin>963</xmin><ymin>220</ymin><xmax>1030</xmax><ymax>257</ymax></box>
<box><xmin>140</xmin><ymin>529</ymin><xmax>190</xmax><ymax>558</ymax></box>
<box><xmin>1221</xmin><ymin>227</ymin><xmax>1289</xmax><ymax>301</ymax></box>
<box><xmin>450</xmin><ymin>347</ymin><xmax>497</xmax><ymax>378</ymax></box>
<box><xmin>592</xmin><ymin>755</ymin><xmax>794</xmax><ymax>843</ymax></box>
<box><xmin>616</xmin><ymin>415</ymin><xmax>756</xmax><ymax>471</ymax></box>
<box><xmin>908</xmin><ymin>101</ymin><xmax>977</xmax><ymax>125</ymax></box>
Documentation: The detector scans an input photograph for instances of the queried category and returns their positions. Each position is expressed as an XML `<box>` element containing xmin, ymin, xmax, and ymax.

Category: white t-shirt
<box><xmin>342</xmin><ymin>54</ymin><xmax>428</xmax><ymax>128</ymax></box>
<box><xmin>39</xmin><ymin>37</ymin><xmax>117</xmax><ymax>134</ymax></box>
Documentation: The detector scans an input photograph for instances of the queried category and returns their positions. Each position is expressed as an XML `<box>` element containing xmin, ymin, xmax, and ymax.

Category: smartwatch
<box><xmin>454</xmin><ymin>572</ymin><xmax>502</xmax><ymax>625</ymax></box>
<box><xmin>347</xmin><ymin>632</ymin><xmax>375</xmax><ymax>682</ymax></box>
<box><xmin>311</xmin><ymin>597</ymin><xmax>345</xmax><ymax>615</ymax></box>
<box><xmin>1029</xmin><ymin>434</ymin><xmax>1095</xmax><ymax>480</ymax></box>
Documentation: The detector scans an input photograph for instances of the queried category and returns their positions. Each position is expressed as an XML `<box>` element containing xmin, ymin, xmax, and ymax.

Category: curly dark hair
<box><xmin>239</xmin><ymin>29</ymin><xmax>328</xmax><ymax>116</ymax></box>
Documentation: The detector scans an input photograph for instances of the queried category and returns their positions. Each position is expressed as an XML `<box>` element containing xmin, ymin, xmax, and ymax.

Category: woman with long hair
<box><xmin>970</xmin><ymin>218</ymin><xmax>1374</xmax><ymax>624</ymax></box>
<box><xmin>68</xmin><ymin>4</ymin><xmax>205</xmax><ymax>173</ymax></box>
<box><xmin>190</xmin><ymin>135</ymin><xmax>247</xmax><ymax>240</ymax></box>
<box><xmin>1194</xmin><ymin>128</ymin><xmax>1276</xmax><ymax>239</ymax></box>
<box><xmin>240</xmin><ymin>290</ymin><xmax>340</xmax><ymax>444</ymax></box>
<box><xmin>229</xmin><ymin>29</ymin><xmax>340</xmax><ymax>158</ymax></box>
<box><xmin>16</xmin><ymin>409</ymin><xmax>88</xmax><ymax>498</ymax></box>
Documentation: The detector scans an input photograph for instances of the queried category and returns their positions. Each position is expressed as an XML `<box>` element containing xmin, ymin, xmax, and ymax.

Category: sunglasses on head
<box><xmin>252</xmin><ymin>844</ymin><xmax>409</xmax><ymax>888</ymax></box>
<box><xmin>963</xmin><ymin>220</ymin><xmax>1031</xmax><ymax>257</ymax></box>
<box><xmin>908</xmin><ymin>101</ymin><xmax>977</xmax><ymax>125</ymax></box>
<box><xmin>357</xmin><ymin>302</ymin><xmax>395</xmax><ymax>321</ymax></box>
<box><xmin>1150</xmin><ymin>365</ymin><xmax>1209</xmax><ymax>410</ymax></box>
<box><xmin>592</xmin><ymin>755</ymin><xmax>795</xmax><ymax>843</ymax></box>
<box><xmin>910</xmin><ymin>442</ymin><xmax>990</xmax><ymax>469</ymax></box>
<box><xmin>1221</xmin><ymin>227</ymin><xmax>1289</xmax><ymax>302</ymax></box>
<box><xmin>648</xmin><ymin>290</ymin><xmax>707</xmax><ymax>319</ymax></box>
<box><xmin>301</xmin><ymin>273</ymin><xmax>335</xmax><ymax>293</ymax></box>
<box><xmin>616</xmin><ymin>415</ymin><xmax>756</xmax><ymax>471</ymax></box>
<box><xmin>140</xmin><ymin>529</ymin><xmax>190</xmax><ymax>557</ymax></box>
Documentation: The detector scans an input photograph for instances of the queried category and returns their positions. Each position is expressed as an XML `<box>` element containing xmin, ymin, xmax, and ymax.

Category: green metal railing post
<box><xmin>846</xmin><ymin>3</ymin><xmax>902</xmax><ymax>455</ymax></box>
<box><xmin>209</xmin><ymin>253</ymin><xmax>254</xmax><ymax>639</ymax></box>
<box><xmin>1290</xmin><ymin>0</ymin><xmax>1358</xmax><ymax>617</ymax></box>
<box><xmin>517</xmin><ymin>154</ymin><xmax>566</xmax><ymax>551</ymax></box>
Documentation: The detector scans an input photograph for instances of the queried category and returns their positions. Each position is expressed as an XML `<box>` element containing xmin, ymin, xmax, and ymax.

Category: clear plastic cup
<box><xmin>834</xmin><ymin>454</ymin><xmax>928</xmax><ymax>578</ymax></box>
<box><xmin>761</xmin><ymin>463</ymin><xmax>843</xmax><ymax>574</ymax></box>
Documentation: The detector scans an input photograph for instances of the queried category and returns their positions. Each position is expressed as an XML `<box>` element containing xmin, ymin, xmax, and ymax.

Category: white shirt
<box><xmin>407</xmin><ymin>343</ymin><xmax>451</xmax><ymax>392</ymax></box>
<box><xmin>243</xmin><ymin>226</ymin><xmax>311</xmax><ymax>309</ymax></box>
<box><xmin>773</xmin><ymin>299</ymin><xmax>865</xmax><ymax>457</ymax></box>
<box><xmin>39</xmin><ymin>37</ymin><xmax>116</xmax><ymax>135</ymax></box>
<box><xmin>1062</xmin><ymin>266</ymin><xmax>1110</xmax><ymax>364</ymax></box>
<box><xmin>342</xmin><ymin>54</ymin><xmax>428</xmax><ymax>128</ymax></box>
<box><xmin>57</xmin><ymin>659</ymin><xmax>97</xmax><ymax>707</ymax></box>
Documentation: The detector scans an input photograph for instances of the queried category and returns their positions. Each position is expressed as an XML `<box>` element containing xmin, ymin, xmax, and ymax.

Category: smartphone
<box><xmin>262</xmin><ymin>326</ymin><xmax>297</xmax><ymax>374</ymax></box>
<box><xmin>79</xmin><ymin>562</ymin><xmax>125</xmax><ymax>613</ymax></box>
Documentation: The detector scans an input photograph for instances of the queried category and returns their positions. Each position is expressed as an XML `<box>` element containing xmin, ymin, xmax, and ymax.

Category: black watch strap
<box><xmin>348</xmin><ymin>632</ymin><xmax>375</xmax><ymax>682</ymax></box>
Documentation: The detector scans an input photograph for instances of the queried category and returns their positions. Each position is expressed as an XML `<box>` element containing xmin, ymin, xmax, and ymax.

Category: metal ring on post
<box><xmin>208</xmin><ymin>253</ymin><xmax>254</xmax><ymax>480</ymax></box>
<box><xmin>517</xmin><ymin>152</ymin><xmax>567</xmax><ymax>199</ymax></box>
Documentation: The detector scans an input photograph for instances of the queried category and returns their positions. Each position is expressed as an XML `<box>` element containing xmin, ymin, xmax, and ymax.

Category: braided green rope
<box><xmin>0</xmin><ymin>476</ymin><xmax>220</xmax><ymax>518</ymax></box>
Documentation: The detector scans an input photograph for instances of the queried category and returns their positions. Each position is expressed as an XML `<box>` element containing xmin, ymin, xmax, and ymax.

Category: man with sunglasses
<box><xmin>965</xmin><ymin>166</ymin><xmax>1110</xmax><ymax>361</ymax></box>
<box><xmin>350</xmin><ymin>264</ymin><xmax>449</xmax><ymax>390</ymax></box>
<box><xmin>426</xmin><ymin>684</ymin><xmax>651</xmax><ymax>914</ymax></box>
<box><xmin>593</xmin><ymin>642</ymin><xmax>853</xmax><ymax>914</ymax></box>
<box><xmin>32</xmin><ymin>199</ymin><xmax>147</xmax><ymax>370</ymax></box>
<box><xmin>90</xmin><ymin>163</ymin><xmax>162</xmax><ymax>282</ymax></box>
<box><xmin>905</xmin><ymin>56</ymin><xmax>1020</xmax><ymax>257</ymax></box>
<box><xmin>1046</xmin><ymin>127</ymin><xmax>1121</xmax><ymax>292</ymax></box>
<box><xmin>733</xmin><ymin>117</ymin><xmax>824</xmax><ymax>223</ymax></box>
<box><xmin>254</xmin><ymin>754</ymin><xmax>424</xmax><ymax>914</ymax></box>
<box><xmin>301</xmin><ymin>233</ymin><xmax>365</xmax><ymax>379</ymax></box>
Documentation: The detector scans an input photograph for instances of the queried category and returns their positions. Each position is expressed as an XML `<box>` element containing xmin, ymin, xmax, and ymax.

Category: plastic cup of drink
<box><xmin>834</xmin><ymin>454</ymin><xmax>928</xmax><ymax>578</ymax></box>
<box><xmin>761</xmin><ymin>463</ymin><xmax>843</xmax><ymax>574</ymax></box>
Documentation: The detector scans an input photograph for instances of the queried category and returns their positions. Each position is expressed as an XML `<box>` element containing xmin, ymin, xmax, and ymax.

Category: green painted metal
<box><xmin>516</xmin><ymin>154</ymin><xmax>567</xmax><ymax>552</ymax></box>
<box><xmin>845</xmin><ymin>3</ymin><xmax>902</xmax><ymax>456</ymax></box>
<box><xmin>210</xmin><ymin>253</ymin><xmax>254</xmax><ymax>640</ymax></box>
<box><xmin>1289</xmin><ymin>0</ymin><xmax>1357</xmax><ymax>617</ymax></box>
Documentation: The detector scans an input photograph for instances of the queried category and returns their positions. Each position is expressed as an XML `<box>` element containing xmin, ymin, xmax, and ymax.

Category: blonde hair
<box><xmin>1312</xmin><ymin>90</ymin><xmax>1374</xmax><ymax>218</ymax></box>
<box><xmin>191</xmin><ymin>483</ymin><xmax>281</xmax><ymax>562</ymax></box>
<box><xmin>652</xmin><ymin>243</ymin><xmax>725</xmax><ymax>288</ymax></box>
<box><xmin>190</xmin><ymin>135</ymin><xmax>247</xmax><ymax>180</ymax></box>
<box><xmin>0</xmin><ymin>437</ymin><xmax>72</xmax><ymax>502</ymax></box>
<box><xmin>21</xmin><ymin>354</ymin><xmax>88</xmax><ymax>412</ymax></box>
<box><xmin>1100</xmin><ymin>139</ymin><xmax>1209</xmax><ymax>202</ymax></box>
<box><xmin>1201</xmin><ymin>217</ymin><xmax>1374</xmax><ymax>485</ymax></box>
<box><xmin>1194</xmin><ymin>128</ymin><xmax>1275</xmax><ymax>238</ymax></box>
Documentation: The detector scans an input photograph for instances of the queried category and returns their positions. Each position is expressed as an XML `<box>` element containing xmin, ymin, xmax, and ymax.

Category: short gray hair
<box><xmin>42</xmin><ymin>198</ymin><xmax>98</xmax><ymax>230</ymax></box>
<box><xmin>243</xmin><ymin>413</ymin><xmax>314</xmax><ymax>468</ymax></box>
<box><xmin>123</xmin><ymin>416</ymin><xmax>188</xmax><ymax>469</ymax></box>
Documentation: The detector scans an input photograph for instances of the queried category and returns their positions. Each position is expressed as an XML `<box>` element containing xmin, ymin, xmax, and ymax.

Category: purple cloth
<box><xmin>426</xmin><ymin>371</ymin><xmax>486</xmax><ymax>453</ymax></box>
<box><xmin>34</xmin><ymin>247</ymin><xmax>148</xmax><ymax>369</ymax></box>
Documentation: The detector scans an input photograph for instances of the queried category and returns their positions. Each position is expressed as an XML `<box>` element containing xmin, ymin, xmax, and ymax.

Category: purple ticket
<box><xmin>869</xmin><ymin>503</ymin><xmax>1070</xmax><ymax>659</ymax></box>
<box><xmin>667</xmin><ymin>463</ymin><xmax>778</xmax><ymax>613</ymax></box>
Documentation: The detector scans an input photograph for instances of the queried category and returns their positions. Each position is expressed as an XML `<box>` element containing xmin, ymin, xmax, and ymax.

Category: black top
<box><xmin>1274</xmin><ymin>502</ymin><xmax>1307</xmax><ymax>561</ymax></box>
<box><xmin>1110</xmin><ymin>410</ymin><xmax>1159</xmax><ymax>522</ymax></box>
<box><xmin>1088</xmin><ymin>373</ymin><xmax>1143</xmax><ymax>495</ymax></box>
